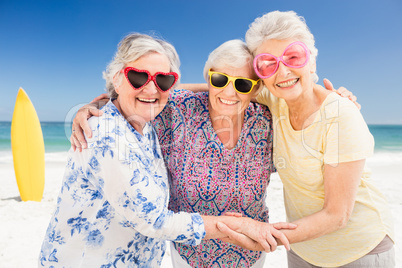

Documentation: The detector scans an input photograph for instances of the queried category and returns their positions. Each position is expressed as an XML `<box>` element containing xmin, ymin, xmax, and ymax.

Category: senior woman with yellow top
<box><xmin>221</xmin><ymin>10</ymin><xmax>395</xmax><ymax>268</ymax></box>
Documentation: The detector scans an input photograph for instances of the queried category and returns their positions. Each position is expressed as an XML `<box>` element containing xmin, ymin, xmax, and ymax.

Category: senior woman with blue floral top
<box><xmin>39</xmin><ymin>33</ymin><xmax>295</xmax><ymax>267</ymax></box>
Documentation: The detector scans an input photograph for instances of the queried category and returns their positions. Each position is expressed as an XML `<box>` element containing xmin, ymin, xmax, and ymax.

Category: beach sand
<box><xmin>0</xmin><ymin>152</ymin><xmax>400</xmax><ymax>267</ymax></box>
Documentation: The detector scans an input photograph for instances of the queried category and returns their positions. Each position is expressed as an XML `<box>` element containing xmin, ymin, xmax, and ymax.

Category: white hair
<box><xmin>246</xmin><ymin>11</ymin><xmax>319</xmax><ymax>82</ymax></box>
<box><xmin>203</xmin><ymin>39</ymin><xmax>256</xmax><ymax>81</ymax></box>
<box><xmin>103</xmin><ymin>33</ymin><xmax>181</xmax><ymax>98</ymax></box>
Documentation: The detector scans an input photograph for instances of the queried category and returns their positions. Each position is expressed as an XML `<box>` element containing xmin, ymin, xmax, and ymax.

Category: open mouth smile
<box><xmin>138</xmin><ymin>98</ymin><xmax>157</xmax><ymax>103</ymax></box>
<box><xmin>276</xmin><ymin>78</ymin><xmax>299</xmax><ymax>88</ymax></box>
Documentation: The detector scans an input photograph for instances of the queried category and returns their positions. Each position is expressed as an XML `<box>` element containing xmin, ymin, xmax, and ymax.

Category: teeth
<box><xmin>138</xmin><ymin>98</ymin><xmax>156</xmax><ymax>103</ymax></box>
<box><xmin>220</xmin><ymin>98</ymin><xmax>237</xmax><ymax>105</ymax></box>
<box><xmin>277</xmin><ymin>78</ymin><xmax>298</xmax><ymax>88</ymax></box>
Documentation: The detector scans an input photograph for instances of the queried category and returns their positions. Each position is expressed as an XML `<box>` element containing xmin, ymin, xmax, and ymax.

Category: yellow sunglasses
<box><xmin>208</xmin><ymin>69</ymin><xmax>260</xmax><ymax>94</ymax></box>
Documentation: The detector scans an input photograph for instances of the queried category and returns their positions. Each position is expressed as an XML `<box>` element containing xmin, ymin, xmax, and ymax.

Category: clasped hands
<box><xmin>215</xmin><ymin>212</ymin><xmax>297</xmax><ymax>253</ymax></box>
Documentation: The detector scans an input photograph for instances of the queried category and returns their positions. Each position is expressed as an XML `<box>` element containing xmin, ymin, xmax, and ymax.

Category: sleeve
<box><xmin>323</xmin><ymin>98</ymin><xmax>374</xmax><ymax>165</ymax></box>
<box><xmin>82</xmin><ymin>117</ymin><xmax>206</xmax><ymax>246</ymax></box>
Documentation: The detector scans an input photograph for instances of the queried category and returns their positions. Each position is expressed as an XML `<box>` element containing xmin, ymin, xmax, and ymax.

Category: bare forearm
<box><xmin>280</xmin><ymin>209</ymin><xmax>348</xmax><ymax>244</ymax></box>
<box><xmin>280</xmin><ymin>160</ymin><xmax>363</xmax><ymax>244</ymax></box>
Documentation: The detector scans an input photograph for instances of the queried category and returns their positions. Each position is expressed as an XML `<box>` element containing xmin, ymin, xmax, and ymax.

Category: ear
<box><xmin>310</xmin><ymin>56</ymin><xmax>317</xmax><ymax>74</ymax></box>
<box><xmin>251</xmin><ymin>80</ymin><xmax>263</xmax><ymax>97</ymax></box>
<box><xmin>113</xmin><ymin>72</ymin><xmax>121</xmax><ymax>94</ymax></box>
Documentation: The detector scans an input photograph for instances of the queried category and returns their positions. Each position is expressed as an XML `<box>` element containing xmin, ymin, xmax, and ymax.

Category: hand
<box><xmin>218</xmin><ymin>222</ymin><xmax>266</xmax><ymax>252</ymax></box>
<box><xmin>90</xmin><ymin>93</ymin><xmax>109</xmax><ymax>104</ymax></box>
<box><xmin>323</xmin><ymin>78</ymin><xmax>361</xmax><ymax>110</ymax></box>
<box><xmin>222</xmin><ymin>212</ymin><xmax>243</xmax><ymax>217</ymax></box>
<box><xmin>218</xmin><ymin>219</ymin><xmax>296</xmax><ymax>253</ymax></box>
<box><xmin>71</xmin><ymin>102</ymin><xmax>104</xmax><ymax>152</ymax></box>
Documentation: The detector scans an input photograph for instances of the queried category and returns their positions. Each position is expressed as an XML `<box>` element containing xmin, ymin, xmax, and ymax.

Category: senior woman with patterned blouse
<box><xmin>42</xmin><ymin>33</ymin><xmax>295</xmax><ymax>267</ymax></box>
<box><xmin>71</xmin><ymin>39</ymin><xmax>289</xmax><ymax>267</ymax></box>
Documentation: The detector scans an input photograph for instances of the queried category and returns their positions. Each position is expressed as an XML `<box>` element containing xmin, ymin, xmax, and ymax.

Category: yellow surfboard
<box><xmin>11</xmin><ymin>88</ymin><xmax>45</xmax><ymax>201</ymax></box>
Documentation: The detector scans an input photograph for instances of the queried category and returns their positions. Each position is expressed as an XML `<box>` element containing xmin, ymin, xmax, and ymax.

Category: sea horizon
<box><xmin>1</xmin><ymin>121</ymin><xmax>401</xmax><ymax>156</ymax></box>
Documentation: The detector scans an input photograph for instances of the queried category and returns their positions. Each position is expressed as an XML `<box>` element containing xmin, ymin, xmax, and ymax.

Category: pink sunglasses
<box><xmin>253</xmin><ymin>41</ymin><xmax>310</xmax><ymax>79</ymax></box>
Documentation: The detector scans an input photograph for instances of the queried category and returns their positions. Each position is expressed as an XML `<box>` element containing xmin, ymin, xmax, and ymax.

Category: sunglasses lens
<box><xmin>211</xmin><ymin>73</ymin><xmax>228</xmax><ymax>88</ymax></box>
<box><xmin>155</xmin><ymin>74</ymin><xmax>176</xmax><ymax>91</ymax></box>
<box><xmin>127</xmin><ymin>70</ymin><xmax>149</xmax><ymax>89</ymax></box>
<box><xmin>255</xmin><ymin>54</ymin><xmax>278</xmax><ymax>78</ymax></box>
<box><xmin>234</xmin><ymin>79</ymin><xmax>253</xmax><ymax>93</ymax></box>
<box><xmin>255</xmin><ymin>43</ymin><xmax>309</xmax><ymax>78</ymax></box>
<box><xmin>283</xmin><ymin>43</ymin><xmax>308</xmax><ymax>67</ymax></box>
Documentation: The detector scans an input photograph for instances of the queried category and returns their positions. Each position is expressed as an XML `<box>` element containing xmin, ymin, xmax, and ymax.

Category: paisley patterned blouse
<box><xmin>153</xmin><ymin>89</ymin><xmax>275</xmax><ymax>267</ymax></box>
<box><xmin>39</xmin><ymin>100</ymin><xmax>205</xmax><ymax>267</ymax></box>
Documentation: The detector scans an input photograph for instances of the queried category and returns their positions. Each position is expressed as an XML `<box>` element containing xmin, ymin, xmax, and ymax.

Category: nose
<box><xmin>222</xmin><ymin>80</ymin><xmax>237</xmax><ymax>96</ymax></box>
<box><xmin>142</xmin><ymin>80</ymin><xmax>159</xmax><ymax>94</ymax></box>
<box><xmin>276</xmin><ymin>61</ymin><xmax>291</xmax><ymax>77</ymax></box>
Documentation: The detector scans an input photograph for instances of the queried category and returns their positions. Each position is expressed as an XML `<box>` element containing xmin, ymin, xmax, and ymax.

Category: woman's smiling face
<box><xmin>115</xmin><ymin>52</ymin><xmax>171</xmax><ymax>127</ymax></box>
<box><xmin>256</xmin><ymin>39</ymin><xmax>316</xmax><ymax>101</ymax></box>
<box><xmin>208</xmin><ymin>65</ymin><xmax>259</xmax><ymax>119</ymax></box>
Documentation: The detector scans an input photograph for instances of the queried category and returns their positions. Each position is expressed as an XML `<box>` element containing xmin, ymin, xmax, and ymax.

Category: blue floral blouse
<box><xmin>39</xmin><ymin>100</ymin><xmax>205</xmax><ymax>267</ymax></box>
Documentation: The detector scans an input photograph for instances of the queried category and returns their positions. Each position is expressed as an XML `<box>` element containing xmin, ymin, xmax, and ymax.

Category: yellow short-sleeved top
<box><xmin>257</xmin><ymin>89</ymin><xmax>394</xmax><ymax>267</ymax></box>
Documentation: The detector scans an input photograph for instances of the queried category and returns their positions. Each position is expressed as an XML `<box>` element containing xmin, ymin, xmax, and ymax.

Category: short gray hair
<box><xmin>103</xmin><ymin>33</ymin><xmax>181</xmax><ymax>98</ymax></box>
<box><xmin>246</xmin><ymin>11</ymin><xmax>318</xmax><ymax>82</ymax></box>
<box><xmin>203</xmin><ymin>39</ymin><xmax>255</xmax><ymax>81</ymax></box>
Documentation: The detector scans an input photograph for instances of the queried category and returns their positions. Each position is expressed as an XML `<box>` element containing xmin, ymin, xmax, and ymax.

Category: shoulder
<box><xmin>255</xmin><ymin>87</ymin><xmax>282</xmax><ymax>117</ymax></box>
<box><xmin>169</xmin><ymin>89</ymin><xmax>208</xmax><ymax>105</ymax></box>
<box><xmin>323</xmin><ymin>93</ymin><xmax>372</xmax><ymax>143</ymax></box>
<box><xmin>246</xmin><ymin>102</ymin><xmax>272</xmax><ymax>121</ymax></box>
<box><xmin>322</xmin><ymin>93</ymin><xmax>362</xmax><ymax>121</ymax></box>
<box><xmin>86</xmin><ymin>101</ymin><xmax>121</xmax><ymax>147</ymax></box>
<box><xmin>244</xmin><ymin>102</ymin><xmax>273</xmax><ymax>136</ymax></box>
<box><xmin>161</xmin><ymin>89</ymin><xmax>208</xmax><ymax>117</ymax></box>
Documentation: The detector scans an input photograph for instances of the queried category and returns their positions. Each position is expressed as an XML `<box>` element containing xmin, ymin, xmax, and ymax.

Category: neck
<box><xmin>209</xmin><ymin>103</ymin><xmax>244</xmax><ymax>150</ymax></box>
<box><xmin>113</xmin><ymin>99</ymin><xmax>145</xmax><ymax>135</ymax></box>
<box><xmin>286</xmin><ymin>84</ymin><xmax>328</xmax><ymax>130</ymax></box>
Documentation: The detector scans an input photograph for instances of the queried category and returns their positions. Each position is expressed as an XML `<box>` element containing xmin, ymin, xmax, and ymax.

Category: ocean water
<box><xmin>0</xmin><ymin>121</ymin><xmax>401</xmax><ymax>159</ymax></box>
<box><xmin>0</xmin><ymin>121</ymin><xmax>72</xmax><ymax>153</ymax></box>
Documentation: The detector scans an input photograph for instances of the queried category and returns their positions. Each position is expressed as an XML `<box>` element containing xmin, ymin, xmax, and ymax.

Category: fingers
<box><xmin>331</xmin><ymin>85</ymin><xmax>361</xmax><ymax>110</ymax></box>
<box><xmin>217</xmin><ymin>222</ymin><xmax>239</xmax><ymax>237</ymax></box>
<box><xmin>271</xmin><ymin>228</ymin><xmax>291</xmax><ymax>251</ymax></box>
<box><xmin>70</xmin><ymin>135</ymin><xmax>76</xmax><ymax>151</ymax></box>
<box><xmin>71</xmin><ymin>105</ymin><xmax>97</xmax><ymax>149</ymax></box>
<box><xmin>88</xmin><ymin>106</ymin><xmax>104</xmax><ymax>117</ymax></box>
<box><xmin>223</xmin><ymin>212</ymin><xmax>243</xmax><ymax>217</ymax></box>
<box><xmin>83</xmin><ymin>107</ymin><xmax>102</xmax><ymax>138</ymax></box>
<box><xmin>259</xmin><ymin>238</ymin><xmax>273</xmax><ymax>253</ymax></box>
<box><xmin>355</xmin><ymin>102</ymin><xmax>361</xmax><ymax>110</ymax></box>
<box><xmin>217</xmin><ymin>222</ymin><xmax>266</xmax><ymax>252</ymax></box>
<box><xmin>272</xmin><ymin>222</ymin><xmax>298</xmax><ymax>230</ymax></box>
<box><xmin>90</xmin><ymin>93</ymin><xmax>109</xmax><ymax>103</ymax></box>
<box><xmin>264</xmin><ymin>232</ymin><xmax>277</xmax><ymax>252</ymax></box>
<box><xmin>323</xmin><ymin>78</ymin><xmax>335</xmax><ymax>91</ymax></box>
<box><xmin>73</xmin><ymin>122</ymin><xmax>88</xmax><ymax>149</ymax></box>
<box><xmin>70</xmin><ymin>132</ymin><xmax>82</xmax><ymax>152</ymax></box>
<box><xmin>337</xmin><ymin>86</ymin><xmax>349</xmax><ymax>97</ymax></box>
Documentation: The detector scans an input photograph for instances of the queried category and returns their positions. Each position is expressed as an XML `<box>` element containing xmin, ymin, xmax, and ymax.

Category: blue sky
<box><xmin>1</xmin><ymin>0</ymin><xmax>401</xmax><ymax>124</ymax></box>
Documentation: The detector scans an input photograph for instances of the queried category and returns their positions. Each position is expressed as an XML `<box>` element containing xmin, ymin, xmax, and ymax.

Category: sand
<box><xmin>0</xmin><ymin>151</ymin><xmax>400</xmax><ymax>267</ymax></box>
